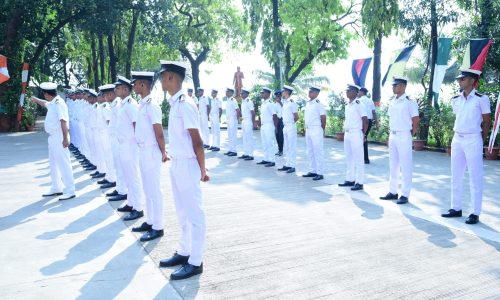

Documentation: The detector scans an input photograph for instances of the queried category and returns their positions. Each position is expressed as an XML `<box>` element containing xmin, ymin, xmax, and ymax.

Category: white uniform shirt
<box><xmin>282</xmin><ymin>99</ymin><xmax>298</xmax><ymax>124</ymax></box>
<box><xmin>260</xmin><ymin>99</ymin><xmax>277</xmax><ymax>124</ymax></box>
<box><xmin>109</xmin><ymin>97</ymin><xmax>122</xmax><ymax>135</ymax></box>
<box><xmin>44</xmin><ymin>96</ymin><xmax>69</xmax><ymax>134</ymax></box>
<box><xmin>136</xmin><ymin>94</ymin><xmax>162</xmax><ymax>146</ymax></box>
<box><xmin>210</xmin><ymin>97</ymin><xmax>222</xmax><ymax>117</ymax></box>
<box><xmin>304</xmin><ymin>98</ymin><xmax>326</xmax><ymax>127</ymax></box>
<box><xmin>275</xmin><ymin>101</ymin><xmax>283</xmax><ymax>118</ymax></box>
<box><xmin>198</xmin><ymin>96</ymin><xmax>209</xmax><ymax>117</ymax></box>
<box><xmin>192</xmin><ymin>96</ymin><xmax>199</xmax><ymax>105</ymax></box>
<box><xmin>344</xmin><ymin>99</ymin><xmax>367</xmax><ymax>130</ymax></box>
<box><xmin>359</xmin><ymin>95</ymin><xmax>375</xmax><ymax>120</ymax></box>
<box><xmin>452</xmin><ymin>89</ymin><xmax>490</xmax><ymax>134</ymax></box>
<box><xmin>116</xmin><ymin>95</ymin><xmax>139</xmax><ymax>141</ymax></box>
<box><xmin>241</xmin><ymin>98</ymin><xmax>254</xmax><ymax>121</ymax></box>
<box><xmin>96</xmin><ymin>102</ymin><xmax>111</xmax><ymax>130</ymax></box>
<box><xmin>388</xmin><ymin>93</ymin><xmax>419</xmax><ymax>131</ymax></box>
<box><xmin>225</xmin><ymin>97</ymin><xmax>239</xmax><ymax>122</ymax></box>
<box><xmin>168</xmin><ymin>90</ymin><xmax>199</xmax><ymax>159</ymax></box>
<box><xmin>89</xmin><ymin>103</ymin><xmax>99</xmax><ymax>129</ymax></box>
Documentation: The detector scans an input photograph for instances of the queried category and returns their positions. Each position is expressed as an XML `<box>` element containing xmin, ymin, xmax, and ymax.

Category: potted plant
<box><xmin>484</xmin><ymin>133</ymin><xmax>500</xmax><ymax>160</ymax></box>
<box><xmin>21</xmin><ymin>99</ymin><xmax>37</xmax><ymax>131</ymax></box>
<box><xmin>327</xmin><ymin>92</ymin><xmax>345</xmax><ymax>141</ymax></box>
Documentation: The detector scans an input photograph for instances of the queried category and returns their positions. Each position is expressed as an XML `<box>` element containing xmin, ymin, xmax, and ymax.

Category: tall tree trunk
<box><xmin>179</xmin><ymin>47</ymin><xmax>210</xmax><ymax>91</ymax></box>
<box><xmin>126</xmin><ymin>10</ymin><xmax>140</xmax><ymax>78</ymax></box>
<box><xmin>63</xmin><ymin>57</ymin><xmax>69</xmax><ymax>87</ymax></box>
<box><xmin>86</xmin><ymin>57</ymin><xmax>92</xmax><ymax>86</ymax></box>
<box><xmin>272</xmin><ymin>0</ymin><xmax>281</xmax><ymax>87</ymax></box>
<box><xmin>91</xmin><ymin>34</ymin><xmax>99</xmax><ymax>89</ymax></box>
<box><xmin>372</xmin><ymin>32</ymin><xmax>382</xmax><ymax>103</ymax></box>
<box><xmin>480</xmin><ymin>0</ymin><xmax>493</xmax><ymax>37</ymax></box>
<box><xmin>98</xmin><ymin>34</ymin><xmax>105</xmax><ymax>85</ymax></box>
<box><xmin>107</xmin><ymin>33</ymin><xmax>117</xmax><ymax>82</ymax></box>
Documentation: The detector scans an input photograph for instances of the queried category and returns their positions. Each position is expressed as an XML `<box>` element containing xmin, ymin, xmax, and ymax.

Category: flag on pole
<box><xmin>488</xmin><ymin>92</ymin><xmax>500</xmax><ymax>153</ymax></box>
<box><xmin>432</xmin><ymin>38</ymin><xmax>453</xmax><ymax>109</ymax></box>
<box><xmin>351</xmin><ymin>57</ymin><xmax>372</xmax><ymax>87</ymax></box>
<box><xmin>461</xmin><ymin>38</ymin><xmax>493</xmax><ymax>71</ymax></box>
<box><xmin>0</xmin><ymin>55</ymin><xmax>10</xmax><ymax>84</ymax></box>
<box><xmin>382</xmin><ymin>45</ymin><xmax>416</xmax><ymax>86</ymax></box>
<box><xmin>16</xmin><ymin>63</ymin><xmax>29</xmax><ymax>123</ymax></box>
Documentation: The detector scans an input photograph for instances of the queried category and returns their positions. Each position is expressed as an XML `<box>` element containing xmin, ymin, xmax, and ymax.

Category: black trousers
<box><xmin>276</xmin><ymin>118</ymin><xmax>284</xmax><ymax>152</ymax></box>
<box><xmin>363</xmin><ymin>119</ymin><xmax>373</xmax><ymax>162</ymax></box>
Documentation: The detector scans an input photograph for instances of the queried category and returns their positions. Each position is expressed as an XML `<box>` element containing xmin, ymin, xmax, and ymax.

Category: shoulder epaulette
<box><xmin>179</xmin><ymin>95</ymin><xmax>186</xmax><ymax>102</ymax></box>
<box><xmin>475</xmin><ymin>92</ymin><xmax>483</xmax><ymax>97</ymax></box>
<box><xmin>355</xmin><ymin>100</ymin><xmax>360</xmax><ymax>104</ymax></box>
<box><xmin>452</xmin><ymin>95</ymin><xmax>460</xmax><ymax>99</ymax></box>
<box><xmin>146</xmin><ymin>98</ymin><xmax>152</xmax><ymax>103</ymax></box>
<box><xmin>54</xmin><ymin>99</ymin><xmax>60</xmax><ymax>104</ymax></box>
<box><xmin>315</xmin><ymin>99</ymin><xmax>320</xmax><ymax>103</ymax></box>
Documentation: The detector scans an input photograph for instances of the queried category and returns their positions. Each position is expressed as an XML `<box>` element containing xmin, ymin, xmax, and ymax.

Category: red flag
<box><xmin>0</xmin><ymin>55</ymin><xmax>10</xmax><ymax>84</ymax></box>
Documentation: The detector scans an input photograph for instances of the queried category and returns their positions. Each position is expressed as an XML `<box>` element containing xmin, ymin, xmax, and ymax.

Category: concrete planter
<box><xmin>335</xmin><ymin>132</ymin><xmax>344</xmax><ymax>141</ymax></box>
<box><xmin>413</xmin><ymin>139</ymin><xmax>426</xmax><ymax>151</ymax></box>
<box><xmin>484</xmin><ymin>147</ymin><xmax>499</xmax><ymax>160</ymax></box>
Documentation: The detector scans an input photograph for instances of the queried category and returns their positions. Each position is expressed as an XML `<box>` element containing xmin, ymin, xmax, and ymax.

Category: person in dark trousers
<box><xmin>358</xmin><ymin>87</ymin><xmax>378</xmax><ymax>164</ymax></box>
<box><xmin>274</xmin><ymin>90</ymin><xmax>284</xmax><ymax>156</ymax></box>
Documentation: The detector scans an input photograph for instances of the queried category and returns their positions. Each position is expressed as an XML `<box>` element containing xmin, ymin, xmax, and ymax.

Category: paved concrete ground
<box><xmin>1</xmin><ymin>125</ymin><xmax>499</xmax><ymax>299</ymax></box>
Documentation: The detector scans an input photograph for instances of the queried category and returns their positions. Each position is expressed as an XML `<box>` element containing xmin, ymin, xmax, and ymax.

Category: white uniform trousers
<box><xmin>119</xmin><ymin>140</ymin><xmax>144</xmax><ymax>211</ymax></box>
<box><xmin>48</xmin><ymin>133</ymin><xmax>75</xmax><ymax>195</ymax></box>
<box><xmin>78</xmin><ymin>121</ymin><xmax>90</xmax><ymax>159</ymax></box>
<box><xmin>210</xmin><ymin>117</ymin><xmax>220</xmax><ymax>147</ymax></box>
<box><xmin>283</xmin><ymin>123</ymin><xmax>297</xmax><ymax>168</ymax></box>
<box><xmin>103</xmin><ymin>130</ymin><xmax>116</xmax><ymax>182</ymax></box>
<box><xmin>451</xmin><ymin>133</ymin><xmax>484</xmax><ymax>215</ymax></box>
<box><xmin>200</xmin><ymin>115</ymin><xmax>210</xmax><ymax>145</ymax></box>
<box><xmin>85</xmin><ymin>126</ymin><xmax>96</xmax><ymax>164</ymax></box>
<box><xmin>227</xmin><ymin>118</ymin><xmax>238</xmax><ymax>152</ymax></box>
<box><xmin>111</xmin><ymin>136</ymin><xmax>127</xmax><ymax>195</ymax></box>
<box><xmin>69</xmin><ymin>120</ymin><xmax>78</xmax><ymax>147</ymax></box>
<box><xmin>93</xmin><ymin>129</ymin><xmax>108</xmax><ymax>174</ymax></box>
<box><xmin>242</xmin><ymin>119</ymin><xmax>254</xmax><ymax>156</ymax></box>
<box><xmin>344</xmin><ymin>129</ymin><xmax>364</xmax><ymax>184</ymax></box>
<box><xmin>170</xmin><ymin>158</ymin><xmax>206</xmax><ymax>267</ymax></box>
<box><xmin>139</xmin><ymin>146</ymin><xmax>164</xmax><ymax>230</ymax></box>
<box><xmin>388</xmin><ymin>131</ymin><xmax>413</xmax><ymax>197</ymax></box>
<box><xmin>306</xmin><ymin>126</ymin><xmax>324</xmax><ymax>175</ymax></box>
<box><xmin>261</xmin><ymin>123</ymin><xmax>276</xmax><ymax>162</ymax></box>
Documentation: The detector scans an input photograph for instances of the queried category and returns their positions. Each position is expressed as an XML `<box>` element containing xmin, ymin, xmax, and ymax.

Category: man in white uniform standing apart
<box><xmin>379</xmin><ymin>76</ymin><xmax>420</xmax><ymax>204</ymax></box>
<box><xmin>277</xmin><ymin>85</ymin><xmax>299</xmax><ymax>173</ymax></box>
<box><xmin>30</xmin><ymin>82</ymin><xmax>75</xmax><ymax>200</ymax></box>
<box><xmin>302</xmin><ymin>86</ymin><xmax>326</xmax><ymax>181</ymax></box>
<box><xmin>257</xmin><ymin>87</ymin><xmax>278</xmax><ymax>167</ymax></box>
<box><xmin>158</xmin><ymin>61</ymin><xmax>209</xmax><ymax>280</ymax></box>
<box><xmin>239</xmin><ymin>88</ymin><xmax>255</xmax><ymax>161</ymax></box>
<box><xmin>441</xmin><ymin>68</ymin><xmax>491</xmax><ymax>224</ymax></box>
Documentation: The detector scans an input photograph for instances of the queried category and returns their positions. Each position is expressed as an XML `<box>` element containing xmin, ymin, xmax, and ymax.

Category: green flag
<box><xmin>432</xmin><ymin>38</ymin><xmax>452</xmax><ymax>109</ymax></box>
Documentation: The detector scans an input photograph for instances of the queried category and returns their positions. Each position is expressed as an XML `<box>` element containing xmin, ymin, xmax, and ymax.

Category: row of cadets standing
<box><xmin>224</xmin><ymin>87</ymin><xmax>241</xmax><ymax>156</ymax></box>
<box><xmin>30</xmin><ymin>83</ymin><xmax>76</xmax><ymax>200</ymax></box>
<box><xmin>239</xmin><ymin>87</ymin><xmax>256</xmax><ymax>160</ymax></box>
<box><xmin>257</xmin><ymin>87</ymin><xmax>278</xmax><ymax>167</ymax></box>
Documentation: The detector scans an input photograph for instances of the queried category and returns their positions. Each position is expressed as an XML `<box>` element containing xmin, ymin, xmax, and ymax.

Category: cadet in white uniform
<box><xmin>239</xmin><ymin>88</ymin><xmax>255</xmax><ymax>160</ymax></box>
<box><xmin>278</xmin><ymin>85</ymin><xmax>299</xmax><ymax>173</ymax></box>
<box><xmin>358</xmin><ymin>87</ymin><xmax>378</xmax><ymax>164</ymax></box>
<box><xmin>30</xmin><ymin>82</ymin><xmax>75</xmax><ymax>200</ymax></box>
<box><xmin>158</xmin><ymin>61</ymin><xmax>208</xmax><ymax>280</ymax></box>
<box><xmin>90</xmin><ymin>92</ymin><xmax>108</xmax><ymax>180</ymax></box>
<box><xmin>338</xmin><ymin>84</ymin><xmax>368</xmax><ymax>190</ymax></box>
<box><xmin>441</xmin><ymin>69</ymin><xmax>491</xmax><ymax>224</ymax></box>
<box><xmin>197</xmin><ymin>88</ymin><xmax>210</xmax><ymax>148</ymax></box>
<box><xmin>188</xmin><ymin>88</ymin><xmax>198</xmax><ymax>105</ymax></box>
<box><xmin>97</xmin><ymin>84</ymin><xmax>117</xmax><ymax>189</ymax></box>
<box><xmin>114</xmin><ymin>76</ymin><xmax>145</xmax><ymax>220</ymax></box>
<box><xmin>83</xmin><ymin>90</ymin><xmax>98</xmax><ymax>171</ymax></box>
<box><xmin>274</xmin><ymin>90</ymin><xmax>284</xmax><ymax>156</ymax></box>
<box><xmin>302</xmin><ymin>86</ymin><xmax>326</xmax><ymax>181</ymax></box>
<box><xmin>130</xmin><ymin>71</ymin><xmax>168</xmax><ymax>241</ymax></box>
<box><xmin>224</xmin><ymin>87</ymin><xmax>240</xmax><ymax>156</ymax></box>
<box><xmin>380</xmin><ymin>76</ymin><xmax>419</xmax><ymax>204</ymax></box>
<box><xmin>257</xmin><ymin>87</ymin><xmax>278</xmax><ymax>167</ymax></box>
<box><xmin>209</xmin><ymin>89</ymin><xmax>222</xmax><ymax>151</ymax></box>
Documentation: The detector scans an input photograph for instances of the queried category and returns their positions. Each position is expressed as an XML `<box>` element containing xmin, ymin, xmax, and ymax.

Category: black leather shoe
<box><xmin>123</xmin><ymin>210</ymin><xmax>144</xmax><ymax>221</ymax></box>
<box><xmin>100</xmin><ymin>182</ymin><xmax>116</xmax><ymax>189</ymax></box>
<box><xmin>286</xmin><ymin>167</ymin><xmax>295</xmax><ymax>173</ymax></box>
<box><xmin>97</xmin><ymin>179</ymin><xmax>109</xmax><ymax>184</ymax></box>
<box><xmin>364</xmin><ymin>160</ymin><xmax>370</xmax><ymax>164</ymax></box>
<box><xmin>257</xmin><ymin>160</ymin><xmax>269</xmax><ymax>165</ymax></box>
<box><xmin>224</xmin><ymin>151</ymin><xmax>231</xmax><ymax>155</ymax></box>
<box><xmin>302</xmin><ymin>172</ymin><xmax>317</xmax><ymax>178</ymax></box>
<box><xmin>465</xmin><ymin>214</ymin><xmax>479</xmax><ymax>224</ymax></box>
<box><xmin>42</xmin><ymin>192</ymin><xmax>63</xmax><ymax>197</ymax></box>
<box><xmin>244</xmin><ymin>156</ymin><xmax>254</xmax><ymax>161</ymax></box>
<box><xmin>227</xmin><ymin>152</ymin><xmax>237</xmax><ymax>157</ymax></box>
<box><xmin>278</xmin><ymin>166</ymin><xmax>290</xmax><ymax>171</ymax></box>
<box><xmin>108</xmin><ymin>194</ymin><xmax>127</xmax><ymax>201</ymax></box>
<box><xmin>203</xmin><ymin>145</ymin><xmax>210</xmax><ymax>149</ymax></box>
<box><xmin>140</xmin><ymin>229</ymin><xmax>164</xmax><ymax>242</ymax></box>
<box><xmin>159</xmin><ymin>252</ymin><xmax>190</xmax><ymax>267</ymax></box>
<box><xmin>211</xmin><ymin>147</ymin><xmax>220</xmax><ymax>152</ymax></box>
<box><xmin>265</xmin><ymin>162</ymin><xmax>275</xmax><ymax>167</ymax></box>
<box><xmin>351</xmin><ymin>183</ymin><xmax>363</xmax><ymax>191</ymax></box>
<box><xmin>132</xmin><ymin>222</ymin><xmax>153</xmax><ymax>232</ymax></box>
<box><xmin>208</xmin><ymin>146</ymin><xmax>215</xmax><ymax>150</ymax></box>
<box><xmin>396</xmin><ymin>196</ymin><xmax>409</xmax><ymax>204</ymax></box>
<box><xmin>90</xmin><ymin>171</ymin><xmax>99</xmax><ymax>176</ymax></box>
<box><xmin>85</xmin><ymin>166</ymin><xmax>97</xmax><ymax>171</ymax></box>
<box><xmin>441</xmin><ymin>209</ymin><xmax>462</xmax><ymax>218</ymax></box>
<box><xmin>170</xmin><ymin>263</ymin><xmax>203</xmax><ymax>280</ymax></box>
<box><xmin>380</xmin><ymin>192</ymin><xmax>398</xmax><ymax>200</ymax></box>
<box><xmin>275</xmin><ymin>151</ymin><xmax>282</xmax><ymax>156</ymax></box>
<box><xmin>106</xmin><ymin>190</ymin><xmax>119</xmax><ymax>197</ymax></box>
<box><xmin>338</xmin><ymin>181</ymin><xmax>355</xmax><ymax>187</ymax></box>
<box><xmin>238</xmin><ymin>155</ymin><xmax>248</xmax><ymax>159</ymax></box>
<box><xmin>312</xmin><ymin>175</ymin><xmax>324</xmax><ymax>181</ymax></box>
<box><xmin>117</xmin><ymin>204</ymin><xmax>133</xmax><ymax>212</ymax></box>
<box><xmin>92</xmin><ymin>173</ymin><xmax>106</xmax><ymax>179</ymax></box>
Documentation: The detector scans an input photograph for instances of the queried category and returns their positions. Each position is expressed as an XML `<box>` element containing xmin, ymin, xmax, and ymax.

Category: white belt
<box><xmin>345</xmin><ymin>129</ymin><xmax>362</xmax><ymax>133</ymax></box>
<box><xmin>455</xmin><ymin>132</ymin><xmax>481</xmax><ymax>138</ymax></box>
<box><xmin>117</xmin><ymin>137</ymin><xmax>136</xmax><ymax>143</ymax></box>
<box><xmin>306</xmin><ymin>125</ymin><xmax>321</xmax><ymax>129</ymax></box>
<box><xmin>137</xmin><ymin>142</ymin><xmax>158</xmax><ymax>148</ymax></box>
<box><xmin>390</xmin><ymin>130</ymin><xmax>411</xmax><ymax>135</ymax></box>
